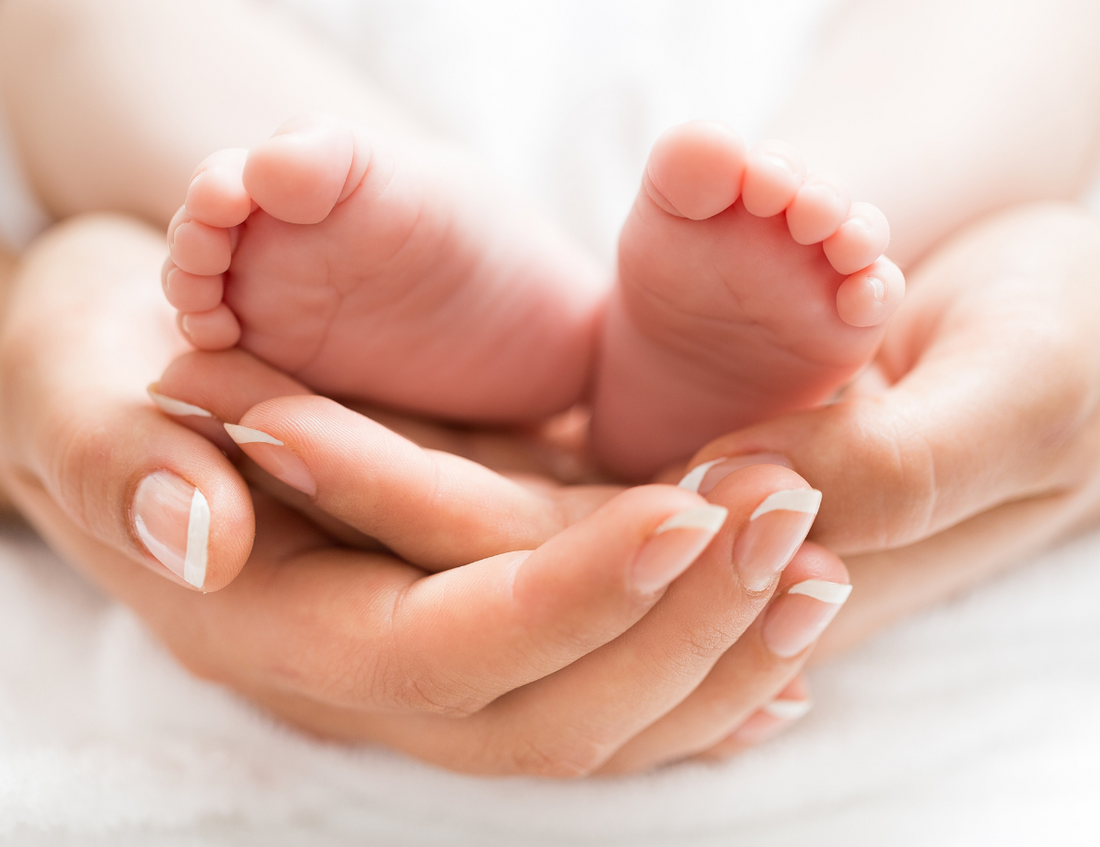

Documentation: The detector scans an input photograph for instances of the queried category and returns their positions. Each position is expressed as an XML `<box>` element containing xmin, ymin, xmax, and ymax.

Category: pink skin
<box><xmin>590</xmin><ymin>120</ymin><xmax>904</xmax><ymax>480</ymax></box>
<box><xmin>165</xmin><ymin>113</ymin><xmax>603</xmax><ymax>424</ymax></box>
<box><xmin>166</xmin><ymin>115</ymin><xmax>901</xmax><ymax>478</ymax></box>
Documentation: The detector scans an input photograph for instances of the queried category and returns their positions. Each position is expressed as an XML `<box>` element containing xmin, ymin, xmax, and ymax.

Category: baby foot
<box><xmin>591</xmin><ymin>120</ymin><xmax>904</xmax><ymax>480</ymax></box>
<box><xmin>163</xmin><ymin>114</ymin><xmax>604</xmax><ymax>422</ymax></box>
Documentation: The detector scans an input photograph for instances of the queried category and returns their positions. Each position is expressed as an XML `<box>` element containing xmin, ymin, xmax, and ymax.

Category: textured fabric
<box><xmin>1</xmin><ymin>522</ymin><xmax>1098</xmax><ymax>844</ymax></box>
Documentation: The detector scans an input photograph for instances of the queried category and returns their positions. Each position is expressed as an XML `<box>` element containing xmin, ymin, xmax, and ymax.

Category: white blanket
<box><xmin>2</xmin><ymin>522</ymin><xmax>1099</xmax><ymax>844</ymax></box>
<box><xmin>2</xmin><ymin>1</ymin><xmax>1100</xmax><ymax>842</ymax></box>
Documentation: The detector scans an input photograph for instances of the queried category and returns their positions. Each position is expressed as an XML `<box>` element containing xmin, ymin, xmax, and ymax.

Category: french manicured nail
<box><xmin>762</xmin><ymin>579</ymin><xmax>852</xmax><ymax>657</ymax></box>
<box><xmin>762</xmin><ymin>698</ymin><xmax>813</xmax><ymax>721</ymax></box>
<box><xmin>732</xmin><ymin>489</ymin><xmax>821</xmax><ymax>591</ymax></box>
<box><xmin>133</xmin><ymin>470</ymin><xmax>209</xmax><ymax>589</ymax></box>
<box><xmin>631</xmin><ymin>505</ymin><xmax>728</xmax><ymax>595</ymax></box>
<box><xmin>678</xmin><ymin>454</ymin><xmax>793</xmax><ymax>495</ymax></box>
<box><xmin>224</xmin><ymin>423</ymin><xmax>317</xmax><ymax>496</ymax></box>
<box><xmin>147</xmin><ymin>384</ymin><xmax>213</xmax><ymax>418</ymax></box>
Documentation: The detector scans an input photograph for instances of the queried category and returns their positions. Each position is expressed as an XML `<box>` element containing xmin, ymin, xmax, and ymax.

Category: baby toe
<box><xmin>835</xmin><ymin>257</ymin><xmax>905</xmax><ymax>327</ymax></box>
<box><xmin>242</xmin><ymin>113</ymin><xmax>361</xmax><ymax>225</ymax></box>
<box><xmin>162</xmin><ymin>259</ymin><xmax>224</xmax><ymax>313</ymax></box>
<box><xmin>822</xmin><ymin>202</ymin><xmax>890</xmax><ymax>275</ymax></box>
<box><xmin>185</xmin><ymin>148</ymin><xmax>252</xmax><ymax>228</ymax></box>
<box><xmin>644</xmin><ymin>120</ymin><xmax>747</xmax><ymax>220</ymax></box>
<box><xmin>179</xmin><ymin>304</ymin><xmax>242</xmax><ymax>350</ymax></box>
<box><xmin>168</xmin><ymin>207</ymin><xmax>233</xmax><ymax>276</ymax></box>
<box><xmin>785</xmin><ymin>174</ymin><xmax>851</xmax><ymax>245</ymax></box>
<box><xmin>741</xmin><ymin>140</ymin><xmax>805</xmax><ymax>218</ymax></box>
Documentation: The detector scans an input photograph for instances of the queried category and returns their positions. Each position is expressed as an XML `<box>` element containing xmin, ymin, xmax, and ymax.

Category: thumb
<box><xmin>0</xmin><ymin>215</ymin><xmax>255</xmax><ymax>591</ymax></box>
<box><xmin>679</xmin><ymin>280</ymin><xmax>1095</xmax><ymax>556</ymax></box>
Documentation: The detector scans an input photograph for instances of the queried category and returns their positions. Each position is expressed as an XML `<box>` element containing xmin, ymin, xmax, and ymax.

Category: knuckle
<box><xmin>45</xmin><ymin>412</ymin><xmax>116</xmax><ymax>535</ymax></box>
<box><xmin>841</xmin><ymin>402</ymin><xmax>937</xmax><ymax>548</ymax></box>
<box><xmin>371</xmin><ymin>663</ymin><xmax>490</xmax><ymax>718</ymax></box>
<box><xmin>367</xmin><ymin>592</ymin><xmax>496</xmax><ymax>717</ymax></box>
<box><xmin>504</xmin><ymin>734</ymin><xmax>611</xmax><ymax>779</ymax></box>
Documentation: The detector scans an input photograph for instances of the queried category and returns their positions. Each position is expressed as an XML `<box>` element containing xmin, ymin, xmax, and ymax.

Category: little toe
<box><xmin>822</xmin><ymin>202</ymin><xmax>891</xmax><ymax>275</ymax></box>
<box><xmin>179</xmin><ymin>304</ymin><xmax>241</xmax><ymax>350</ymax></box>
<box><xmin>161</xmin><ymin>259</ymin><xmax>224</xmax><ymax>313</ymax></box>
<box><xmin>185</xmin><ymin>148</ymin><xmax>252</xmax><ymax>228</ymax></box>
<box><xmin>786</xmin><ymin>174</ymin><xmax>851</xmax><ymax>245</ymax></box>
<box><xmin>168</xmin><ymin>207</ymin><xmax>232</xmax><ymax>276</ymax></box>
<box><xmin>741</xmin><ymin>140</ymin><xmax>806</xmax><ymax>218</ymax></box>
<box><xmin>835</xmin><ymin>257</ymin><xmax>905</xmax><ymax>327</ymax></box>
<box><xmin>242</xmin><ymin>113</ymin><xmax>369</xmax><ymax>225</ymax></box>
<box><xmin>644</xmin><ymin>120</ymin><xmax>747</xmax><ymax>221</ymax></box>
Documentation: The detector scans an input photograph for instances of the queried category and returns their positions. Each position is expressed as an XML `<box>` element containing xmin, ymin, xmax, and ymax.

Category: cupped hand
<box><xmin>0</xmin><ymin>213</ymin><xmax>844</xmax><ymax>774</ymax></box>
<box><xmin>679</xmin><ymin>203</ymin><xmax>1100</xmax><ymax>652</ymax></box>
<box><xmin>148</xmin><ymin>348</ymin><xmax>846</xmax><ymax>773</ymax></box>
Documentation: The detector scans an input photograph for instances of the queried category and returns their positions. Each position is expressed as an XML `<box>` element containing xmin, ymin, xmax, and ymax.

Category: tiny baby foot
<box><xmin>591</xmin><ymin>120</ymin><xmax>904</xmax><ymax>479</ymax></box>
<box><xmin>163</xmin><ymin>113</ymin><xmax>604</xmax><ymax>422</ymax></box>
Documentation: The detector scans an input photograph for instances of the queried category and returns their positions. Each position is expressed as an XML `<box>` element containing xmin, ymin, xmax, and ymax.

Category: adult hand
<box><xmin>0</xmin><ymin>214</ymin><xmax>846</xmax><ymax>774</ymax></box>
<box><xmin>678</xmin><ymin>203</ymin><xmax>1100</xmax><ymax>652</ymax></box>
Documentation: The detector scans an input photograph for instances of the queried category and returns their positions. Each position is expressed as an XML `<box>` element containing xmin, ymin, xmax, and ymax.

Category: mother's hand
<box><xmin>680</xmin><ymin>203</ymin><xmax>1100</xmax><ymax>653</ymax></box>
<box><xmin>0</xmin><ymin>214</ymin><xmax>844</xmax><ymax>774</ymax></box>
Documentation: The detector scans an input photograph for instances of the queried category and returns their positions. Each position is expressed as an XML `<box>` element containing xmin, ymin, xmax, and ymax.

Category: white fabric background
<box><xmin>2</xmin><ymin>1</ymin><xmax>1100</xmax><ymax>843</ymax></box>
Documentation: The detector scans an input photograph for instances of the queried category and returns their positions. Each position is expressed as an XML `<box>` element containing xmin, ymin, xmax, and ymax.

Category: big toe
<box><xmin>644</xmin><ymin>120</ymin><xmax>748</xmax><ymax>221</ymax></box>
<box><xmin>242</xmin><ymin>113</ymin><xmax>366</xmax><ymax>225</ymax></box>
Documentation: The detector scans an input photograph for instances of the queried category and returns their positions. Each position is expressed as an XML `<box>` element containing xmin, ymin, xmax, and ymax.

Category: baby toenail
<box><xmin>764</xmin><ymin>154</ymin><xmax>796</xmax><ymax>175</ymax></box>
<box><xmin>868</xmin><ymin>276</ymin><xmax>886</xmax><ymax>303</ymax></box>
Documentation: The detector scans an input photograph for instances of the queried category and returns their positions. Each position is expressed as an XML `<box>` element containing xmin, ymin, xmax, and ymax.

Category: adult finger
<box><xmin>696</xmin><ymin>675</ymin><xmax>814</xmax><ymax>758</ymax></box>
<box><xmin>680</xmin><ymin>205</ymin><xmax>1100</xmax><ymax>554</ymax></box>
<box><xmin>362</xmin><ymin>464</ymin><xmax>822</xmax><ymax>775</ymax></box>
<box><xmin>120</xmin><ymin>482</ymin><xmax>724</xmax><ymax>717</ymax></box>
<box><xmin>602</xmin><ymin>542</ymin><xmax>847</xmax><ymax>772</ymax></box>
<box><xmin>0</xmin><ymin>215</ymin><xmax>254</xmax><ymax>590</ymax></box>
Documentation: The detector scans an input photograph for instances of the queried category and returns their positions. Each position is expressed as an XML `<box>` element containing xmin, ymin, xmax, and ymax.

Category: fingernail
<box><xmin>762</xmin><ymin>698</ymin><xmax>813</xmax><ymax>721</ymax></box>
<box><xmin>678</xmin><ymin>453</ymin><xmax>793</xmax><ymax>494</ymax></box>
<box><xmin>133</xmin><ymin>470</ymin><xmax>209</xmax><ymax>589</ymax></box>
<box><xmin>631</xmin><ymin>505</ymin><xmax>728</xmax><ymax>595</ymax></box>
<box><xmin>762</xmin><ymin>579</ymin><xmax>852</xmax><ymax>657</ymax></box>
<box><xmin>732</xmin><ymin>489</ymin><xmax>821</xmax><ymax>591</ymax></box>
<box><xmin>147</xmin><ymin>384</ymin><xmax>214</xmax><ymax>418</ymax></box>
<box><xmin>224</xmin><ymin>423</ymin><xmax>317</xmax><ymax>496</ymax></box>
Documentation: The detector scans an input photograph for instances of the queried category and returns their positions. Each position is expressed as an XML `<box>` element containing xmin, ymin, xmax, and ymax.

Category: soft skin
<box><xmin>0</xmin><ymin>215</ymin><xmax>843</xmax><ymax>775</ymax></box>
<box><xmin>0</xmin><ymin>0</ymin><xmax>1099</xmax><ymax>770</ymax></box>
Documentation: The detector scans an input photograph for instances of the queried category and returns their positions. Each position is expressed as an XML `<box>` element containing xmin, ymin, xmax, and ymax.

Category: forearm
<box><xmin>769</xmin><ymin>0</ymin><xmax>1100</xmax><ymax>266</ymax></box>
<box><xmin>0</xmin><ymin>0</ymin><xmax>416</xmax><ymax>228</ymax></box>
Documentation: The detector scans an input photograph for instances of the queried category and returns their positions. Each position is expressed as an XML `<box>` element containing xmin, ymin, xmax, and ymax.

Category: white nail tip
<box><xmin>148</xmin><ymin>388</ymin><xmax>213</xmax><ymax>418</ymax></box>
<box><xmin>763</xmin><ymin>698</ymin><xmax>813</xmax><ymax>721</ymax></box>
<box><xmin>677</xmin><ymin>459</ymin><xmax>724</xmax><ymax>493</ymax></box>
<box><xmin>750</xmin><ymin>489</ymin><xmax>822</xmax><ymax>520</ymax></box>
<box><xmin>788</xmin><ymin>579</ymin><xmax>852</xmax><ymax>605</ymax></box>
<box><xmin>654</xmin><ymin>505</ymin><xmax>729</xmax><ymax>535</ymax></box>
<box><xmin>223</xmin><ymin>423</ymin><xmax>284</xmax><ymax>446</ymax></box>
<box><xmin>183</xmin><ymin>488</ymin><xmax>209</xmax><ymax>590</ymax></box>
